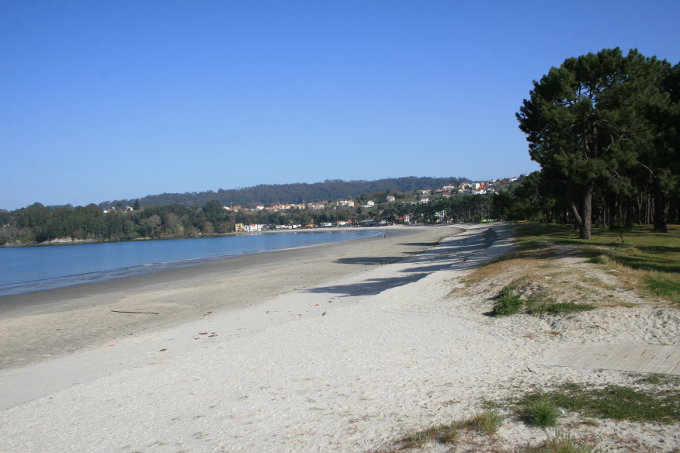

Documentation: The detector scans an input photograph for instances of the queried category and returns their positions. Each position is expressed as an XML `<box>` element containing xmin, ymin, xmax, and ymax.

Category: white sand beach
<box><xmin>0</xmin><ymin>224</ymin><xmax>678</xmax><ymax>452</ymax></box>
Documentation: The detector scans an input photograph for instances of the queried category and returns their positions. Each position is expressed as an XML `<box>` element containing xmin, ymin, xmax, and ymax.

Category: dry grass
<box><xmin>458</xmin><ymin>224</ymin><xmax>678</xmax><ymax>313</ymax></box>
<box><xmin>525</xmin><ymin>432</ymin><xmax>594</xmax><ymax>453</ymax></box>
<box><xmin>385</xmin><ymin>224</ymin><xmax>680</xmax><ymax>453</ymax></box>
<box><xmin>387</xmin><ymin>410</ymin><xmax>504</xmax><ymax>451</ymax></box>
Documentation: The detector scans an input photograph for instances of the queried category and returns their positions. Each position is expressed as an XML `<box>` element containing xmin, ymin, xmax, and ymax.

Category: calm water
<box><xmin>0</xmin><ymin>230</ymin><xmax>381</xmax><ymax>296</ymax></box>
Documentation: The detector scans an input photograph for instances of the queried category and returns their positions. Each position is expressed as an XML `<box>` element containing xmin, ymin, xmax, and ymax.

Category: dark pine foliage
<box><xmin>100</xmin><ymin>177</ymin><xmax>466</xmax><ymax>208</ymax></box>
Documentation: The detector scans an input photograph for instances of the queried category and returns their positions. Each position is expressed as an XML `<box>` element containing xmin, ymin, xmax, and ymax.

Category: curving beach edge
<box><xmin>1</xmin><ymin>223</ymin><xmax>678</xmax><ymax>452</ymax></box>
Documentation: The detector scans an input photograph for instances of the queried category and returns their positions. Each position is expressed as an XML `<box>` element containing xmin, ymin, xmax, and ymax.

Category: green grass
<box><xmin>644</xmin><ymin>274</ymin><xmax>680</xmax><ymax>303</ymax></box>
<box><xmin>468</xmin><ymin>409</ymin><xmax>503</xmax><ymax>434</ymax></box>
<box><xmin>492</xmin><ymin>284</ymin><xmax>594</xmax><ymax>317</ymax></box>
<box><xmin>517</xmin><ymin>382</ymin><xmax>680</xmax><ymax>424</ymax></box>
<box><xmin>492</xmin><ymin>284</ymin><xmax>524</xmax><ymax>316</ymax></box>
<box><xmin>587</xmin><ymin>255</ymin><xmax>606</xmax><ymax>264</ymax></box>
<box><xmin>526</xmin><ymin>432</ymin><xmax>593</xmax><ymax>453</ymax></box>
<box><xmin>634</xmin><ymin>373</ymin><xmax>680</xmax><ymax>386</ymax></box>
<box><xmin>520</xmin><ymin>398</ymin><xmax>560</xmax><ymax>427</ymax></box>
<box><xmin>394</xmin><ymin>378</ymin><xmax>678</xmax><ymax>452</ymax></box>
<box><xmin>510</xmin><ymin>223</ymin><xmax>680</xmax><ymax>304</ymax></box>
<box><xmin>526</xmin><ymin>301</ymin><xmax>595</xmax><ymax>315</ymax></box>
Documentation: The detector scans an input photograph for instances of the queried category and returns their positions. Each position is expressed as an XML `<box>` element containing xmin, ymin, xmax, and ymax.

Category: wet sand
<box><xmin>0</xmin><ymin>225</ymin><xmax>455</xmax><ymax>370</ymax></box>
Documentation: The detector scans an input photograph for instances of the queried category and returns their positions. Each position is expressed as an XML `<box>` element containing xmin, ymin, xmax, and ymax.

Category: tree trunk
<box><xmin>653</xmin><ymin>184</ymin><xmax>668</xmax><ymax>232</ymax></box>
<box><xmin>570</xmin><ymin>183</ymin><xmax>594</xmax><ymax>239</ymax></box>
<box><xmin>570</xmin><ymin>200</ymin><xmax>584</xmax><ymax>237</ymax></box>
<box><xmin>582</xmin><ymin>183</ymin><xmax>593</xmax><ymax>239</ymax></box>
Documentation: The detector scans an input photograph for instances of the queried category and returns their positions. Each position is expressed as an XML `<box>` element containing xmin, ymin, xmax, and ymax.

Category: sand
<box><xmin>0</xmin><ymin>225</ymin><xmax>449</xmax><ymax>370</ymax></box>
<box><xmin>0</xmin><ymin>223</ymin><xmax>678</xmax><ymax>452</ymax></box>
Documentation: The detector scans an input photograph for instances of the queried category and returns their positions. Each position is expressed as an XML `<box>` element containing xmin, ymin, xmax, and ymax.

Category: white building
<box><xmin>244</xmin><ymin>224</ymin><xmax>265</xmax><ymax>232</ymax></box>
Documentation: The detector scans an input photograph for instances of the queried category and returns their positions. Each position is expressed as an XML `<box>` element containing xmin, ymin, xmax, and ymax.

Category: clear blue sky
<box><xmin>2</xmin><ymin>0</ymin><xmax>679</xmax><ymax>209</ymax></box>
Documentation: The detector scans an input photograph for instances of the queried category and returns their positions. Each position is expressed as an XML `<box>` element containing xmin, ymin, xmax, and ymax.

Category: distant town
<box><xmin>1</xmin><ymin>176</ymin><xmax>523</xmax><ymax>245</ymax></box>
<box><xmin>99</xmin><ymin>176</ymin><xmax>522</xmax><ymax>233</ymax></box>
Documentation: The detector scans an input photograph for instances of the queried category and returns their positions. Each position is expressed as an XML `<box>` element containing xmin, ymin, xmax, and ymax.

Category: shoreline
<box><xmin>2</xmin><ymin>223</ymin><xmax>677</xmax><ymax>451</ymax></box>
<box><xmin>0</xmin><ymin>224</ymin><xmax>392</xmax><ymax>248</ymax></box>
<box><xmin>0</xmin><ymin>227</ymin><xmax>386</xmax><ymax>298</ymax></box>
<box><xmin>0</xmin><ymin>223</ymin><xmax>509</xmax><ymax>447</ymax></box>
<box><xmin>0</xmin><ymin>224</ymin><xmax>454</xmax><ymax>370</ymax></box>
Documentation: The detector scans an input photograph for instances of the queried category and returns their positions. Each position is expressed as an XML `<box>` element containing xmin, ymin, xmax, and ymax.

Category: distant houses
<box><xmin>205</xmin><ymin>175</ymin><xmax>523</xmax><ymax>234</ymax></box>
<box><xmin>235</xmin><ymin>223</ymin><xmax>266</xmax><ymax>232</ymax></box>
<box><xmin>216</xmin><ymin>176</ymin><xmax>523</xmax><ymax>215</ymax></box>
<box><xmin>102</xmin><ymin>205</ymin><xmax>134</xmax><ymax>214</ymax></box>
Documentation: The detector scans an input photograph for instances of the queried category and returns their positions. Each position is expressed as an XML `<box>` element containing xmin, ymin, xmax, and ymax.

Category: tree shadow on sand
<box><xmin>306</xmin><ymin>273</ymin><xmax>430</xmax><ymax>297</ymax></box>
<box><xmin>307</xmin><ymin>226</ymin><xmax>512</xmax><ymax>298</ymax></box>
<box><xmin>335</xmin><ymin>257</ymin><xmax>404</xmax><ymax>265</ymax></box>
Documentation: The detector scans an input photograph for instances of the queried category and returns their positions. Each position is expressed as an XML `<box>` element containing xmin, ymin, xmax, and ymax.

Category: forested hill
<box><xmin>102</xmin><ymin>177</ymin><xmax>468</xmax><ymax>208</ymax></box>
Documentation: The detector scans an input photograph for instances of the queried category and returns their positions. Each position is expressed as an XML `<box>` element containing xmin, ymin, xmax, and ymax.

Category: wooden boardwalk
<box><xmin>545</xmin><ymin>344</ymin><xmax>680</xmax><ymax>375</ymax></box>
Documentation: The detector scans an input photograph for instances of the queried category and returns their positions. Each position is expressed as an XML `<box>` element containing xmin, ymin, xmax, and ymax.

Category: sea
<box><xmin>0</xmin><ymin>230</ymin><xmax>381</xmax><ymax>297</ymax></box>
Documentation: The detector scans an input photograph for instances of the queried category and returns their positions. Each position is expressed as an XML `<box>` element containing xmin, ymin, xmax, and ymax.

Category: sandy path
<box><xmin>0</xmin><ymin>225</ymin><xmax>450</xmax><ymax>370</ymax></box>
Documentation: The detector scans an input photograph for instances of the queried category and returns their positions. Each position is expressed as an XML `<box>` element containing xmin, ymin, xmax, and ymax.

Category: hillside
<box><xmin>100</xmin><ymin>176</ymin><xmax>469</xmax><ymax>208</ymax></box>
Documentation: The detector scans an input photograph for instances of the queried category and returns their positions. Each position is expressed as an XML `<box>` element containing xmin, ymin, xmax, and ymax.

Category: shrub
<box><xmin>469</xmin><ymin>409</ymin><xmax>503</xmax><ymax>434</ymax></box>
<box><xmin>522</xmin><ymin>399</ymin><xmax>560</xmax><ymax>427</ymax></box>
<box><xmin>587</xmin><ymin>255</ymin><xmax>606</xmax><ymax>264</ymax></box>
<box><xmin>492</xmin><ymin>285</ymin><xmax>524</xmax><ymax>316</ymax></box>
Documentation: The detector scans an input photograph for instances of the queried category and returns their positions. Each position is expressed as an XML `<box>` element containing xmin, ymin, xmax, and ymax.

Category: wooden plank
<box><xmin>639</xmin><ymin>346</ymin><xmax>677</xmax><ymax>374</ymax></box>
<box><xmin>543</xmin><ymin>346</ymin><xmax>581</xmax><ymax>366</ymax></box>
<box><xmin>671</xmin><ymin>362</ymin><xmax>680</xmax><ymax>375</ymax></box>
<box><xmin>569</xmin><ymin>345</ymin><xmax>614</xmax><ymax>368</ymax></box>
<box><xmin>597</xmin><ymin>345</ymin><xmax>634</xmax><ymax>370</ymax></box>
<box><xmin>544</xmin><ymin>344</ymin><xmax>680</xmax><ymax>376</ymax></box>
<box><xmin>653</xmin><ymin>347</ymin><xmax>680</xmax><ymax>375</ymax></box>
<box><xmin>621</xmin><ymin>346</ymin><xmax>662</xmax><ymax>372</ymax></box>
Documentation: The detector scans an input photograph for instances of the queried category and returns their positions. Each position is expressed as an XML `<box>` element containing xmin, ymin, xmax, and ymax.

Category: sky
<box><xmin>1</xmin><ymin>0</ymin><xmax>679</xmax><ymax>209</ymax></box>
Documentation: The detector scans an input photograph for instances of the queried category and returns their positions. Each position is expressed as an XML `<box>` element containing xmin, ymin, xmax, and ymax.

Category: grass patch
<box><xmin>517</xmin><ymin>382</ymin><xmax>680</xmax><ymax>424</ymax></box>
<box><xmin>468</xmin><ymin>409</ymin><xmax>503</xmax><ymax>434</ymax></box>
<box><xmin>502</xmin><ymin>223</ymin><xmax>680</xmax><ymax>306</ymax></box>
<box><xmin>644</xmin><ymin>274</ymin><xmax>680</xmax><ymax>303</ymax></box>
<box><xmin>492</xmin><ymin>283</ymin><xmax>594</xmax><ymax>317</ymax></box>
<box><xmin>587</xmin><ymin>255</ymin><xmax>606</xmax><ymax>264</ymax></box>
<box><xmin>492</xmin><ymin>284</ymin><xmax>524</xmax><ymax>316</ymax></box>
<box><xmin>526</xmin><ymin>432</ymin><xmax>593</xmax><ymax>453</ymax></box>
<box><xmin>520</xmin><ymin>398</ymin><xmax>560</xmax><ymax>427</ymax></box>
<box><xmin>394</xmin><ymin>409</ymin><xmax>503</xmax><ymax>450</ymax></box>
<box><xmin>526</xmin><ymin>301</ymin><xmax>595</xmax><ymax>315</ymax></box>
<box><xmin>396</xmin><ymin>422</ymin><xmax>459</xmax><ymax>449</ymax></box>
<box><xmin>634</xmin><ymin>373</ymin><xmax>680</xmax><ymax>386</ymax></box>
